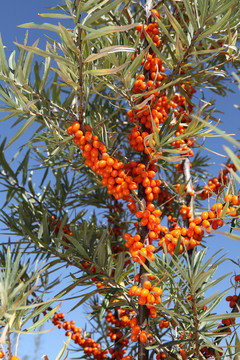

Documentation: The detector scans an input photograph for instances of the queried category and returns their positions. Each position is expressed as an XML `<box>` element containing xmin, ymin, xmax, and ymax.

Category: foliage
<box><xmin>0</xmin><ymin>1</ymin><xmax>239</xmax><ymax>360</ymax></box>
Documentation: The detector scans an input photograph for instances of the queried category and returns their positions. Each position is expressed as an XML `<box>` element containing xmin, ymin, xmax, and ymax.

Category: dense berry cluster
<box><xmin>52</xmin><ymin>312</ymin><xmax>108</xmax><ymax>360</ymax></box>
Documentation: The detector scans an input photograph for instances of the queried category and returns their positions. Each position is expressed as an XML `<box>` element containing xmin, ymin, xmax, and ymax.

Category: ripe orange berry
<box><xmin>72</xmin><ymin>121</ymin><xmax>80</xmax><ymax>133</ymax></box>
<box><xmin>152</xmin><ymin>9</ymin><xmax>160</xmax><ymax>18</ymax></box>
<box><xmin>232</xmin><ymin>195</ymin><xmax>239</xmax><ymax>205</ymax></box>
<box><xmin>0</xmin><ymin>351</ymin><xmax>4</xmax><ymax>359</ymax></box>
<box><xmin>201</xmin><ymin>211</ymin><xmax>209</xmax><ymax>220</ymax></box>
<box><xmin>139</xmin><ymin>330</ymin><xmax>148</xmax><ymax>343</ymax></box>
<box><xmin>130</xmin><ymin>317</ymin><xmax>138</xmax><ymax>328</ymax></box>
<box><xmin>143</xmin><ymin>281</ymin><xmax>152</xmax><ymax>290</ymax></box>
<box><xmin>140</xmin><ymin>288</ymin><xmax>150</xmax><ymax>297</ymax></box>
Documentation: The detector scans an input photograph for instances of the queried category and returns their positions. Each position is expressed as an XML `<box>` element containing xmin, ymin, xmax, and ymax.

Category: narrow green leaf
<box><xmin>5</xmin><ymin>116</ymin><xmax>36</xmax><ymax>149</ymax></box>
<box><xmin>206</xmin><ymin>312</ymin><xmax>240</xmax><ymax>322</ymax></box>
<box><xmin>182</xmin><ymin>0</ymin><xmax>198</xmax><ymax>31</ymax></box>
<box><xmin>64</xmin><ymin>234</ymin><xmax>89</xmax><ymax>258</ymax></box>
<box><xmin>144</xmin><ymin>31</ymin><xmax>173</xmax><ymax>67</ymax></box>
<box><xmin>55</xmin><ymin>335</ymin><xmax>71</xmax><ymax>360</ymax></box>
<box><xmin>114</xmin><ymin>252</ymin><xmax>125</xmax><ymax>282</ymax></box>
<box><xmin>217</xmin><ymin>231</ymin><xmax>240</xmax><ymax>241</ymax></box>
<box><xmin>223</xmin><ymin>146</ymin><xmax>240</xmax><ymax>173</ymax></box>
<box><xmin>78</xmin><ymin>0</ymin><xmax>103</xmax><ymax>13</ymax></box>
<box><xmin>84</xmin><ymin>46</ymin><xmax>135</xmax><ymax>63</ymax></box>
<box><xmin>58</xmin><ymin>23</ymin><xmax>80</xmax><ymax>54</ymax></box>
<box><xmin>82</xmin><ymin>23</ymin><xmax>138</xmax><ymax>41</ymax></box>
<box><xmin>234</xmin><ymin>333</ymin><xmax>240</xmax><ymax>360</ymax></box>
<box><xmin>199</xmin><ymin>0</ymin><xmax>208</xmax><ymax>25</ymax></box>
<box><xmin>18</xmin><ymin>22</ymin><xmax>61</xmax><ymax>34</ymax></box>
<box><xmin>152</xmin><ymin>15</ymin><xmax>174</xmax><ymax>44</ymax></box>
<box><xmin>25</xmin><ymin>304</ymin><xmax>61</xmax><ymax>331</ymax></box>
<box><xmin>39</xmin><ymin>56</ymin><xmax>51</xmax><ymax>93</ymax></box>
<box><xmin>175</xmin><ymin>34</ymin><xmax>184</xmax><ymax>62</ymax></box>
<box><xmin>0</xmin><ymin>34</ymin><xmax>9</xmax><ymax>75</ymax></box>
<box><xmin>198</xmin><ymin>9</ymin><xmax>232</xmax><ymax>40</ymax></box>
<box><xmin>70</xmin><ymin>289</ymin><xmax>99</xmax><ymax>311</ymax></box>
<box><xmin>208</xmin><ymin>0</ymin><xmax>238</xmax><ymax>20</ymax></box>
<box><xmin>163</xmin><ymin>4</ymin><xmax>189</xmax><ymax>46</ymax></box>
<box><xmin>84</xmin><ymin>62</ymin><xmax>129</xmax><ymax>76</ymax></box>
<box><xmin>0</xmin><ymin>141</ymin><xmax>17</xmax><ymax>179</ymax></box>
<box><xmin>38</xmin><ymin>13</ymin><xmax>73</xmax><ymax>19</ymax></box>
<box><xmin>13</xmin><ymin>42</ymin><xmax>75</xmax><ymax>68</ymax></box>
<box><xmin>83</xmin><ymin>0</ymin><xmax>123</xmax><ymax>26</ymax></box>
<box><xmin>124</xmin><ymin>46</ymin><xmax>148</xmax><ymax>77</ymax></box>
<box><xmin>23</xmin><ymin>38</ymin><xmax>40</xmax><ymax>79</ymax></box>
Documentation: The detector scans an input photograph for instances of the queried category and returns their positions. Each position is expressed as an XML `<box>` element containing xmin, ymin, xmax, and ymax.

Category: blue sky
<box><xmin>0</xmin><ymin>2</ymin><xmax>240</xmax><ymax>360</ymax></box>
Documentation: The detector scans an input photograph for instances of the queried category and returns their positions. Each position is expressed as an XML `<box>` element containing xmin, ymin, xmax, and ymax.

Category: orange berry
<box><xmin>135</xmin><ymin>274</ymin><xmax>140</xmax><ymax>282</ymax></box>
<box><xmin>232</xmin><ymin>195</ymin><xmax>239</xmax><ymax>205</ymax></box>
<box><xmin>201</xmin><ymin>211</ymin><xmax>209</xmax><ymax>220</ymax></box>
<box><xmin>130</xmin><ymin>317</ymin><xmax>138</xmax><ymax>328</ymax></box>
<box><xmin>152</xmin><ymin>9</ymin><xmax>160</xmax><ymax>18</ymax></box>
<box><xmin>132</xmin><ymin>325</ymin><xmax>141</xmax><ymax>335</ymax></box>
<box><xmin>235</xmin><ymin>274</ymin><xmax>240</xmax><ymax>281</ymax></box>
<box><xmin>0</xmin><ymin>351</ymin><xmax>4</xmax><ymax>359</ymax></box>
<box><xmin>152</xmin><ymin>286</ymin><xmax>163</xmax><ymax>296</ymax></box>
<box><xmin>143</xmin><ymin>281</ymin><xmax>152</xmax><ymax>290</ymax></box>
<box><xmin>225</xmin><ymin>194</ymin><xmax>232</xmax><ymax>202</ymax></box>
<box><xmin>72</xmin><ymin>121</ymin><xmax>80</xmax><ymax>133</ymax></box>
<box><xmin>141</xmin><ymin>288</ymin><xmax>150</xmax><ymax>297</ymax></box>
<box><xmin>139</xmin><ymin>330</ymin><xmax>148</xmax><ymax>343</ymax></box>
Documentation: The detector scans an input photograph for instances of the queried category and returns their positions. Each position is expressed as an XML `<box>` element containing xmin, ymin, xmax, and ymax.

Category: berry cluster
<box><xmin>52</xmin><ymin>312</ymin><xmax>108</xmax><ymax>360</ymax></box>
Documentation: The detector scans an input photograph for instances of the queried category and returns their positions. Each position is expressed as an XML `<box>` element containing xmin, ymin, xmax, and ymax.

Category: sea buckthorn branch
<box><xmin>0</xmin><ymin>73</ymin><xmax>77</xmax><ymax>124</ymax></box>
<box><xmin>64</xmin><ymin>5</ymin><xmax>240</xmax><ymax>360</ymax></box>
<box><xmin>199</xmin><ymin>277</ymin><xmax>240</xmax><ymax>358</ymax></box>
<box><xmin>182</xmin><ymin>157</ymin><xmax>195</xmax><ymax>219</ymax></box>
<box><xmin>191</xmin><ymin>290</ymin><xmax>203</xmax><ymax>359</ymax></box>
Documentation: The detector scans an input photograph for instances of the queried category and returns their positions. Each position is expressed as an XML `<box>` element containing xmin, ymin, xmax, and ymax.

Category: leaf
<box><xmin>0</xmin><ymin>140</ymin><xmax>17</xmax><ymax>179</ymax></box>
<box><xmin>55</xmin><ymin>336</ymin><xmax>70</xmax><ymax>360</ymax></box>
<box><xmin>5</xmin><ymin>116</ymin><xmax>36</xmax><ymax>149</ymax></box>
<box><xmin>82</xmin><ymin>23</ymin><xmax>138</xmax><ymax>41</ymax></box>
<box><xmin>198</xmin><ymin>117</ymin><xmax>240</xmax><ymax>148</ymax></box>
<box><xmin>77</xmin><ymin>0</ymin><xmax>103</xmax><ymax>13</ymax></box>
<box><xmin>175</xmin><ymin>33</ymin><xmax>184</xmax><ymax>62</ymax></box>
<box><xmin>199</xmin><ymin>0</ymin><xmax>208</xmax><ymax>25</ymax></box>
<box><xmin>23</xmin><ymin>38</ymin><xmax>40</xmax><ymax>79</ymax></box>
<box><xmin>198</xmin><ymin>8</ymin><xmax>232</xmax><ymax>40</ymax></box>
<box><xmin>206</xmin><ymin>312</ymin><xmax>240</xmax><ymax>322</ymax></box>
<box><xmin>38</xmin><ymin>13</ymin><xmax>73</xmax><ymax>19</ymax></box>
<box><xmin>0</xmin><ymin>34</ymin><xmax>9</xmax><ymax>75</ymax></box>
<box><xmin>152</xmin><ymin>14</ymin><xmax>174</xmax><ymax>44</ymax></box>
<box><xmin>163</xmin><ymin>4</ymin><xmax>189</xmax><ymax>46</ymax></box>
<box><xmin>18</xmin><ymin>22</ymin><xmax>61</xmax><ymax>34</ymax></box>
<box><xmin>84</xmin><ymin>62</ymin><xmax>129</xmax><ymax>76</ymax></box>
<box><xmin>216</xmin><ymin>231</ymin><xmax>240</xmax><ymax>241</ymax></box>
<box><xmin>39</xmin><ymin>56</ymin><xmax>51</xmax><ymax>93</ymax></box>
<box><xmin>182</xmin><ymin>0</ymin><xmax>199</xmax><ymax>31</ymax></box>
<box><xmin>25</xmin><ymin>304</ymin><xmax>61</xmax><ymax>331</ymax></box>
<box><xmin>13</xmin><ymin>42</ymin><xmax>75</xmax><ymax>68</ymax></box>
<box><xmin>83</xmin><ymin>0</ymin><xmax>123</xmax><ymax>26</ymax></box>
<box><xmin>223</xmin><ymin>146</ymin><xmax>240</xmax><ymax>173</ymax></box>
<box><xmin>58</xmin><ymin>23</ymin><xmax>80</xmax><ymax>55</ymax></box>
<box><xmin>234</xmin><ymin>333</ymin><xmax>240</xmax><ymax>360</ymax></box>
<box><xmin>124</xmin><ymin>46</ymin><xmax>149</xmax><ymax>77</ymax></box>
<box><xmin>144</xmin><ymin>31</ymin><xmax>173</xmax><ymax>67</ymax></box>
<box><xmin>63</xmin><ymin>234</ymin><xmax>89</xmax><ymax>258</ymax></box>
<box><xmin>114</xmin><ymin>252</ymin><xmax>125</xmax><ymax>282</ymax></box>
<box><xmin>84</xmin><ymin>46</ymin><xmax>135</xmax><ymax>63</ymax></box>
